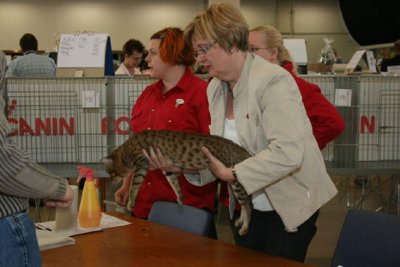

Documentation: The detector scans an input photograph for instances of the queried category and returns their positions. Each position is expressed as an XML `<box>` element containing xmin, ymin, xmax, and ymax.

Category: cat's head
<box><xmin>102</xmin><ymin>151</ymin><xmax>133</xmax><ymax>181</ymax></box>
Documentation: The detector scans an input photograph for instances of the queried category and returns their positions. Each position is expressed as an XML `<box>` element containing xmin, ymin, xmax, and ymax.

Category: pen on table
<box><xmin>36</xmin><ymin>223</ymin><xmax>52</xmax><ymax>231</ymax></box>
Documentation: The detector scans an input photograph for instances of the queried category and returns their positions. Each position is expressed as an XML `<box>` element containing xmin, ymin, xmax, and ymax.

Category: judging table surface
<box><xmin>41</xmin><ymin>212</ymin><xmax>314</xmax><ymax>267</ymax></box>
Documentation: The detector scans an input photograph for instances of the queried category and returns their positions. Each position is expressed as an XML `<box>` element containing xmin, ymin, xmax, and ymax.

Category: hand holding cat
<box><xmin>201</xmin><ymin>147</ymin><xmax>236</xmax><ymax>183</ymax></box>
<box><xmin>143</xmin><ymin>147</ymin><xmax>183</xmax><ymax>173</ymax></box>
<box><xmin>104</xmin><ymin>130</ymin><xmax>252</xmax><ymax>236</ymax></box>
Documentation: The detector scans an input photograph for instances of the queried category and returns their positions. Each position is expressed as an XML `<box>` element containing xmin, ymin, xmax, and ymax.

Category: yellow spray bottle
<box><xmin>77</xmin><ymin>166</ymin><xmax>102</xmax><ymax>228</ymax></box>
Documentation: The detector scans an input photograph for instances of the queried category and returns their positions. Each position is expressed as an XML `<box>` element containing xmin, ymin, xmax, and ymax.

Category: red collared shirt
<box><xmin>130</xmin><ymin>68</ymin><xmax>216</xmax><ymax>218</ymax></box>
<box><xmin>282</xmin><ymin>61</ymin><xmax>345</xmax><ymax>149</ymax></box>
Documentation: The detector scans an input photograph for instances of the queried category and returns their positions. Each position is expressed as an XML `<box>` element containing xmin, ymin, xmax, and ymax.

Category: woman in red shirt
<box><xmin>114</xmin><ymin>28</ymin><xmax>216</xmax><ymax>230</ymax></box>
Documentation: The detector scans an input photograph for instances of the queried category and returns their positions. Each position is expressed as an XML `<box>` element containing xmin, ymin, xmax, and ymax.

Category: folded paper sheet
<box><xmin>36</xmin><ymin>229</ymin><xmax>75</xmax><ymax>251</ymax></box>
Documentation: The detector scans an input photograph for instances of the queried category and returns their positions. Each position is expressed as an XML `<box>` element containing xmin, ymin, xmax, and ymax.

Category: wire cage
<box><xmin>5</xmin><ymin>76</ymin><xmax>153</xmax><ymax>177</ymax></box>
<box><xmin>5</xmin><ymin>75</ymin><xmax>400</xmax><ymax>178</ymax></box>
<box><xmin>303</xmin><ymin>74</ymin><xmax>400</xmax><ymax>211</ymax></box>
<box><xmin>302</xmin><ymin>75</ymin><xmax>400</xmax><ymax>176</ymax></box>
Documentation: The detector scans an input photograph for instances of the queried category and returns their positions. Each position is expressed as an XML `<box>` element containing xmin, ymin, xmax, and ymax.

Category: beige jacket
<box><xmin>207</xmin><ymin>54</ymin><xmax>337</xmax><ymax>231</ymax></box>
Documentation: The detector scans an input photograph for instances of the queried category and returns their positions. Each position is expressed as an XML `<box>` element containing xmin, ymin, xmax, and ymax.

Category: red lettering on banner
<box><xmin>360</xmin><ymin>115</ymin><xmax>375</xmax><ymax>133</ymax></box>
<box><xmin>115</xmin><ymin>116</ymin><xmax>130</xmax><ymax>135</ymax></box>
<box><xmin>59</xmin><ymin>118</ymin><xmax>74</xmax><ymax>135</ymax></box>
<box><xmin>7</xmin><ymin>117</ymin><xmax>74</xmax><ymax>136</ymax></box>
<box><xmin>7</xmin><ymin>118</ymin><xmax>18</xmax><ymax>136</ymax></box>
<box><xmin>36</xmin><ymin>118</ymin><xmax>51</xmax><ymax>135</ymax></box>
<box><xmin>101</xmin><ymin>117</ymin><xmax>109</xmax><ymax>135</ymax></box>
<box><xmin>52</xmin><ymin>118</ymin><xmax>58</xmax><ymax>135</ymax></box>
<box><xmin>19</xmin><ymin>118</ymin><xmax>35</xmax><ymax>136</ymax></box>
<box><xmin>8</xmin><ymin>116</ymin><xmax>131</xmax><ymax>136</ymax></box>
<box><xmin>101</xmin><ymin>116</ymin><xmax>130</xmax><ymax>135</ymax></box>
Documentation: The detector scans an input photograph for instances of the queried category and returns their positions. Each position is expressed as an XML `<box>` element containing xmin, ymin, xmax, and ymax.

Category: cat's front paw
<box><xmin>238</xmin><ymin>224</ymin><xmax>249</xmax><ymax>236</ymax></box>
<box><xmin>234</xmin><ymin>214</ymin><xmax>243</xmax><ymax>225</ymax></box>
<box><xmin>235</xmin><ymin>216</ymin><xmax>249</xmax><ymax>236</ymax></box>
<box><xmin>234</xmin><ymin>212</ymin><xmax>247</xmax><ymax>236</ymax></box>
<box><xmin>235</xmin><ymin>204</ymin><xmax>252</xmax><ymax>236</ymax></box>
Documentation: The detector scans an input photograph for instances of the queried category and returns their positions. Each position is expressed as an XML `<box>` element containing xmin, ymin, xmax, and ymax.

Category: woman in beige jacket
<box><xmin>183</xmin><ymin>3</ymin><xmax>337</xmax><ymax>263</ymax></box>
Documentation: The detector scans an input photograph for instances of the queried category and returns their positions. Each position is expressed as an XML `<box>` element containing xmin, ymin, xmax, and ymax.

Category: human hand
<box><xmin>142</xmin><ymin>147</ymin><xmax>182</xmax><ymax>173</ymax></box>
<box><xmin>114</xmin><ymin>175</ymin><xmax>131</xmax><ymax>206</ymax></box>
<box><xmin>201</xmin><ymin>146</ymin><xmax>236</xmax><ymax>183</ymax></box>
<box><xmin>46</xmin><ymin>182</ymin><xmax>74</xmax><ymax>208</ymax></box>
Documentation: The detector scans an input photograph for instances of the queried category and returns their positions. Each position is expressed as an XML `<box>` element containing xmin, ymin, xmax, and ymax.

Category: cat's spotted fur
<box><xmin>103</xmin><ymin>130</ymin><xmax>252</xmax><ymax>235</ymax></box>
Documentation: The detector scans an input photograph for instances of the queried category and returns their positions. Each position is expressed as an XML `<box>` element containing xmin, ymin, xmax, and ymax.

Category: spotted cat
<box><xmin>103</xmin><ymin>130</ymin><xmax>252</xmax><ymax>235</ymax></box>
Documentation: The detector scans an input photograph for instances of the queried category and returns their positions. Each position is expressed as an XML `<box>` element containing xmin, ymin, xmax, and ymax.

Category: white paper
<box><xmin>366</xmin><ymin>51</ymin><xmax>377</xmax><ymax>73</ymax></box>
<box><xmin>99</xmin><ymin>213</ymin><xmax>131</xmax><ymax>229</ymax></box>
<box><xmin>74</xmin><ymin>70</ymin><xmax>84</xmax><ymax>77</ymax></box>
<box><xmin>57</xmin><ymin>33</ymin><xmax>108</xmax><ymax>68</ymax></box>
<box><xmin>346</xmin><ymin>50</ymin><xmax>366</xmax><ymax>72</ymax></box>
<box><xmin>39</xmin><ymin>220</ymin><xmax>102</xmax><ymax>237</ymax></box>
<box><xmin>37</xmin><ymin>213</ymin><xmax>131</xmax><ymax>237</ymax></box>
<box><xmin>284</xmin><ymin>39</ymin><xmax>308</xmax><ymax>65</ymax></box>
<box><xmin>81</xmin><ymin>90</ymin><xmax>100</xmax><ymax>108</ymax></box>
<box><xmin>335</xmin><ymin>89</ymin><xmax>352</xmax><ymax>106</ymax></box>
<box><xmin>36</xmin><ymin>229</ymin><xmax>75</xmax><ymax>251</ymax></box>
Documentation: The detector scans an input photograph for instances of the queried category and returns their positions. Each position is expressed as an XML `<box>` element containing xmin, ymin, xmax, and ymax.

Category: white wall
<box><xmin>241</xmin><ymin>1</ymin><xmax>276</xmax><ymax>28</ymax></box>
<box><xmin>0</xmin><ymin>0</ymin><xmax>358</xmax><ymax>63</ymax></box>
<box><xmin>274</xmin><ymin>0</ymin><xmax>357</xmax><ymax>63</ymax></box>
<box><xmin>0</xmin><ymin>0</ymin><xmax>206</xmax><ymax>53</ymax></box>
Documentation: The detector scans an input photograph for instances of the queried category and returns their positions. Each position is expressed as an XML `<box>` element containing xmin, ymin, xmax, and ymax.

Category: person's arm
<box><xmin>232</xmin><ymin>74</ymin><xmax>306</xmax><ymax>195</ymax></box>
<box><xmin>45</xmin><ymin>181</ymin><xmax>74</xmax><ymax>208</ymax></box>
<box><xmin>200</xmin><ymin>147</ymin><xmax>234</xmax><ymax>183</ymax></box>
<box><xmin>0</xmin><ymin>96</ymin><xmax>70</xmax><ymax>203</ymax></box>
<box><xmin>114</xmin><ymin>174</ymin><xmax>132</xmax><ymax>206</ymax></box>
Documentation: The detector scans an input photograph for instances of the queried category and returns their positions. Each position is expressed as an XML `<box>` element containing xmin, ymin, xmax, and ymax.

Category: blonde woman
<box><xmin>182</xmin><ymin>3</ymin><xmax>337</xmax><ymax>262</ymax></box>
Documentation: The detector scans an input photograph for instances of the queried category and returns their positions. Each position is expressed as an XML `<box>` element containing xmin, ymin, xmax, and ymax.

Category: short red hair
<box><xmin>150</xmin><ymin>27</ymin><xmax>195</xmax><ymax>67</ymax></box>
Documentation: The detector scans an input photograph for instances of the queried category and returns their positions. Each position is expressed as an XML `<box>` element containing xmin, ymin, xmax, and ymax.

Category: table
<box><xmin>41</xmin><ymin>212</ymin><xmax>314</xmax><ymax>267</ymax></box>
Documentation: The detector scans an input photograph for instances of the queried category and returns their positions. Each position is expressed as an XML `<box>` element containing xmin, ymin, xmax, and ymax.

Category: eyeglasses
<box><xmin>249</xmin><ymin>47</ymin><xmax>270</xmax><ymax>53</ymax></box>
<box><xmin>193</xmin><ymin>41</ymin><xmax>216</xmax><ymax>59</ymax></box>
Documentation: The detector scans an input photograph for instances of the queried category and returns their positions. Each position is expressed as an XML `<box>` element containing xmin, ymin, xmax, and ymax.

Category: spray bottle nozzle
<box><xmin>77</xmin><ymin>165</ymin><xmax>98</xmax><ymax>187</ymax></box>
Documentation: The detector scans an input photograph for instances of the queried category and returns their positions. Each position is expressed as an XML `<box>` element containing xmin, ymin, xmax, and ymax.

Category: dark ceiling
<box><xmin>339</xmin><ymin>0</ymin><xmax>400</xmax><ymax>45</ymax></box>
